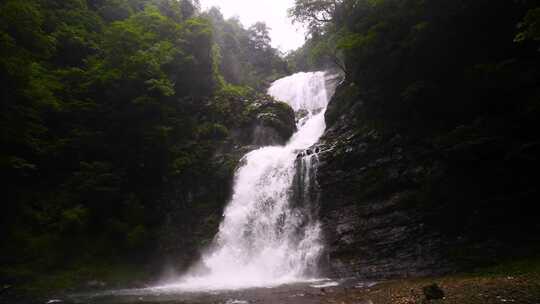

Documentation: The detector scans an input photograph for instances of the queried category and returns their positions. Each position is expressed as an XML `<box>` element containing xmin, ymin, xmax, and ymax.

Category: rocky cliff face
<box><xmin>315</xmin><ymin>81</ymin><xmax>540</xmax><ymax>279</ymax></box>
<box><xmin>316</xmin><ymin>100</ymin><xmax>452</xmax><ymax>278</ymax></box>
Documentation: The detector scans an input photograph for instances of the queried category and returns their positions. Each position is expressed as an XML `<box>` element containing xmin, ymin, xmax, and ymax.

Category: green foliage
<box><xmin>286</xmin><ymin>24</ymin><xmax>345</xmax><ymax>72</ymax></box>
<box><xmin>204</xmin><ymin>8</ymin><xmax>289</xmax><ymax>90</ymax></box>
<box><xmin>1</xmin><ymin>0</ymin><xmax>288</xmax><ymax>291</ymax></box>
<box><xmin>289</xmin><ymin>0</ymin><xmax>341</xmax><ymax>30</ymax></box>
<box><xmin>516</xmin><ymin>8</ymin><xmax>540</xmax><ymax>42</ymax></box>
<box><xmin>290</xmin><ymin>0</ymin><xmax>540</xmax><ymax>131</ymax></box>
<box><xmin>0</xmin><ymin>0</ymin><xmax>53</xmax><ymax>55</ymax></box>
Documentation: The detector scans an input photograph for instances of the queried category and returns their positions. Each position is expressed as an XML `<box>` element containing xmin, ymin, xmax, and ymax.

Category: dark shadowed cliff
<box><xmin>285</xmin><ymin>0</ymin><xmax>540</xmax><ymax>280</ymax></box>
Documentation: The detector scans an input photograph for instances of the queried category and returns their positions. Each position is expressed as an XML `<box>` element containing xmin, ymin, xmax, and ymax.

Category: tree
<box><xmin>203</xmin><ymin>7</ymin><xmax>288</xmax><ymax>89</ymax></box>
<box><xmin>0</xmin><ymin>0</ymin><xmax>236</xmax><ymax>281</ymax></box>
<box><xmin>180</xmin><ymin>0</ymin><xmax>200</xmax><ymax>19</ymax></box>
<box><xmin>289</xmin><ymin>0</ymin><xmax>344</xmax><ymax>32</ymax></box>
<box><xmin>247</xmin><ymin>22</ymin><xmax>271</xmax><ymax>51</ymax></box>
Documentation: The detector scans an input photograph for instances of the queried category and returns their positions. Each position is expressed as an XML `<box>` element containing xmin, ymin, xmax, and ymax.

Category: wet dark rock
<box><xmin>296</xmin><ymin>109</ymin><xmax>310</xmax><ymax>122</ymax></box>
<box><xmin>227</xmin><ymin>98</ymin><xmax>296</xmax><ymax>148</ymax></box>
<box><xmin>317</xmin><ymin>128</ymin><xmax>452</xmax><ymax>279</ymax></box>
<box><xmin>254</xmin><ymin>100</ymin><xmax>297</xmax><ymax>144</ymax></box>
<box><xmin>423</xmin><ymin>284</ymin><xmax>445</xmax><ymax>300</ymax></box>
<box><xmin>316</xmin><ymin>83</ymin><xmax>454</xmax><ymax>280</ymax></box>
<box><xmin>316</xmin><ymin>77</ymin><xmax>540</xmax><ymax>281</ymax></box>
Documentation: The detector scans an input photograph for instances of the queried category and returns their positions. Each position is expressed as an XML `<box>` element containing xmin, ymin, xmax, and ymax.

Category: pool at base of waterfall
<box><xmin>65</xmin><ymin>278</ymin><xmax>377</xmax><ymax>304</ymax></box>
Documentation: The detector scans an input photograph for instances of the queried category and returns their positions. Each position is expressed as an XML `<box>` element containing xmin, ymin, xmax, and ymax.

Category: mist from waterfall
<box><xmin>160</xmin><ymin>71</ymin><xmax>332</xmax><ymax>291</ymax></box>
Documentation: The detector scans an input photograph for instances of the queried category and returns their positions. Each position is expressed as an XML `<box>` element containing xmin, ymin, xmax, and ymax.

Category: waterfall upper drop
<box><xmin>170</xmin><ymin>71</ymin><xmax>333</xmax><ymax>291</ymax></box>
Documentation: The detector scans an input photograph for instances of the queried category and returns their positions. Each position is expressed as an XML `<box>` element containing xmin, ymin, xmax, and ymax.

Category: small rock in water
<box><xmin>423</xmin><ymin>283</ymin><xmax>445</xmax><ymax>300</ymax></box>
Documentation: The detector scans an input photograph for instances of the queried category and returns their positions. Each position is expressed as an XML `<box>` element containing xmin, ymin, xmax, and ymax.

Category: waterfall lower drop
<box><xmin>165</xmin><ymin>71</ymin><xmax>331</xmax><ymax>291</ymax></box>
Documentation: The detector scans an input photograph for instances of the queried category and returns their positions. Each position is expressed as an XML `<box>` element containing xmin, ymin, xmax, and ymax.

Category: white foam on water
<box><xmin>156</xmin><ymin>71</ymin><xmax>332</xmax><ymax>292</ymax></box>
<box><xmin>310</xmin><ymin>281</ymin><xmax>340</xmax><ymax>288</ymax></box>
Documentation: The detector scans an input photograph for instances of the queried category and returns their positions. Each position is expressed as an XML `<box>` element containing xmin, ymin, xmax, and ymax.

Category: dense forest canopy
<box><xmin>0</xmin><ymin>0</ymin><xmax>291</xmax><ymax>288</ymax></box>
<box><xmin>2</xmin><ymin>0</ymin><xmax>540</xmax><ymax>300</ymax></box>
<box><xmin>203</xmin><ymin>7</ymin><xmax>289</xmax><ymax>90</ymax></box>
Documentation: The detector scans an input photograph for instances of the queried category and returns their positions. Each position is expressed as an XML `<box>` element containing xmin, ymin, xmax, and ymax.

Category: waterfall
<box><xmin>166</xmin><ymin>71</ymin><xmax>332</xmax><ymax>291</ymax></box>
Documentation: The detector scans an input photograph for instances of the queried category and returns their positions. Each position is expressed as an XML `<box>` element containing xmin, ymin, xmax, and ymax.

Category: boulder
<box><xmin>423</xmin><ymin>283</ymin><xmax>445</xmax><ymax>300</ymax></box>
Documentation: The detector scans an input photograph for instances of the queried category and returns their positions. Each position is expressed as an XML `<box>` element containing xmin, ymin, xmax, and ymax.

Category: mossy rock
<box><xmin>256</xmin><ymin>101</ymin><xmax>296</xmax><ymax>134</ymax></box>
<box><xmin>244</xmin><ymin>98</ymin><xmax>296</xmax><ymax>145</ymax></box>
<box><xmin>256</xmin><ymin>112</ymin><xmax>295</xmax><ymax>142</ymax></box>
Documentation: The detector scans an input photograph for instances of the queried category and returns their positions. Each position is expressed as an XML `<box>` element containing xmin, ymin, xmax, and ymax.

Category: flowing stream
<box><xmin>167</xmin><ymin>71</ymin><xmax>333</xmax><ymax>291</ymax></box>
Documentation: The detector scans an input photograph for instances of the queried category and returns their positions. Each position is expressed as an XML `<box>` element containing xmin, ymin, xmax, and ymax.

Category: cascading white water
<box><xmin>161</xmin><ymin>71</ymin><xmax>331</xmax><ymax>291</ymax></box>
